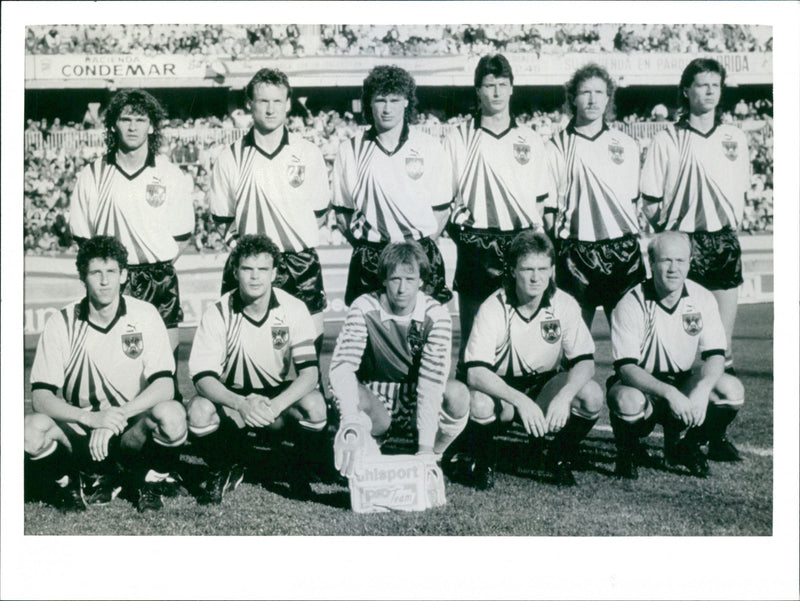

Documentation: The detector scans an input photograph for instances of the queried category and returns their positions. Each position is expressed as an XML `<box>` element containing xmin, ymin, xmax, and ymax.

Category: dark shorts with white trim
<box><xmin>125</xmin><ymin>261</ymin><xmax>183</xmax><ymax>328</ymax></box>
<box><xmin>687</xmin><ymin>228</ymin><xmax>743</xmax><ymax>291</ymax></box>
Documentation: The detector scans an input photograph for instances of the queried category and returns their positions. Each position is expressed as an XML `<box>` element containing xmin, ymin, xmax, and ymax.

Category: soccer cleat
<box><xmin>136</xmin><ymin>482</ymin><xmax>164</xmax><ymax>513</ymax></box>
<box><xmin>288</xmin><ymin>478</ymin><xmax>314</xmax><ymax>501</ymax></box>
<box><xmin>155</xmin><ymin>473</ymin><xmax>188</xmax><ymax>498</ymax></box>
<box><xmin>52</xmin><ymin>475</ymin><xmax>87</xmax><ymax>513</ymax></box>
<box><xmin>707</xmin><ymin>437</ymin><xmax>743</xmax><ymax>462</ymax></box>
<box><xmin>199</xmin><ymin>465</ymin><xmax>244</xmax><ymax>505</ymax></box>
<box><xmin>666</xmin><ymin>440</ymin><xmax>710</xmax><ymax>478</ymax></box>
<box><xmin>83</xmin><ymin>473</ymin><xmax>122</xmax><ymax>506</ymax></box>
<box><xmin>614</xmin><ymin>452</ymin><xmax>639</xmax><ymax>480</ymax></box>
<box><xmin>550</xmin><ymin>460</ymin><xmax>577</xmax><ymax>487</ymax></box>
<box><xmin>471</xmin><ymin>462</ymin><xmax>495</xmax><ymax>491</ymax></box>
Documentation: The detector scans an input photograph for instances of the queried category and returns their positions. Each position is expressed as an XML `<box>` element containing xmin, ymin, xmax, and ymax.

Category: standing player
<box><xmin>25</xmin><ymin>236</ymin><xmax>187</xmax><ymax>513</ymax></box>
<box><xmin>186</xmin><ymin>235</ymin><xmax>327</xmax><ymax>502</ymax></box>
<box><xmin>444</xmin><ymin>54</ymin><xmax>551</xmax><ymax>368</ymax></box>
<box><xmin>69</xmin><ymin>89</ymin><xmax>194</xmax><ymax>354</ymax></box>
<box><xmin>640</xmin><ymin>58</ymin><xmax>750</xmax><ymax>373</ymax></box>
<box><xmin>332</xmin><ymin>65</ymin><xmax>453</xmax><ymax>306</ymax></box>
<box><xmin>608</xmin><ymin>232</ymin><xmax>745</xmax><ymax>480</ymax></box>
<box><xmin>459</xmin><ymin>231</ymin><xmax>603</xmax><ymax>489</ymax></box>
<box><xmin>328</xmin><ymin>241</ymin><xmax>469</xmax><ymax>476</ymax></box>
<box><xmin>208</xmin><ymin>68</ymin><xmax>330</xmax><ymax>353</ymax></box>
<box><xmin>546</xmin><ymin>63</ymin><xmax>645</xmax><ymax>329</ymax></box>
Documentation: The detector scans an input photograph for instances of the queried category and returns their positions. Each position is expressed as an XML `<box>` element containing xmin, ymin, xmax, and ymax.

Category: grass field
<box><xmin>22</xmin><ymin>303</ymin><xmax>773</xmax><ymax>536</ymax></box>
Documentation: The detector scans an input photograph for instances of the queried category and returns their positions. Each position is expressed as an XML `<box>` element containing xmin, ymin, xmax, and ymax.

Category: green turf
<box><xmin>22</xmin><ymin>303</ymin><xmax>773</xmax><ymax>536</ymax></box>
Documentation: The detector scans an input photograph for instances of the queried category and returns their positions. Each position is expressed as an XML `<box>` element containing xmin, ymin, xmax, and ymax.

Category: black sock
<box><xmin>703</xmin><ymin>404</ymin><xmax>740</xmax><ymax>443</ymax></box>
<box><xmin>26</xmin><ymin>444</ymin><xmax>74</xmax><ymax>494</ymax></box>
<box><xmin>468</xmin><ymin>420</ymin><xmax>498</xmax><ymax>469</ymax></box>
<box><xmin>552</xmin><ymin>415</ymin><xmax>598</xmax><ymax>463</ymax></box>
<box><xmin>192</xmin><ymin>417</ymin><xmax>247</xmax><ymax>472</ymax></box>
<box><xmin>291</xmin><ymin>423</ymin><xmax>328</xmax><ymax>483</ymax></box>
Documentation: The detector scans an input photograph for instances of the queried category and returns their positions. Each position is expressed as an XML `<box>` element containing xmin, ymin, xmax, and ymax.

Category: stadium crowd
<box><xmin>23</xmin><ymin>99</ymin><xmax>774</xmax><ymax>255</ymax></box>
<box><xmin>26</xmin><ymin>23</ymin><xmax>772</xmax><ymax>57</ymax></box>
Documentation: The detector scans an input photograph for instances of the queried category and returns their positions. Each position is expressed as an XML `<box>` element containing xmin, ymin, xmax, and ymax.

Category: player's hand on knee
<box><xmin>238</xmin><ymin>395</ymin><xmax>274</xmax><ymax>428</ymax></box>
<box><xmin>666</xmin><ymin>389</ymin><xmax>693</xmax><ymax>426</ymax></box>
<box><xmin>334</xmin><ymin>412</ymin><xmax>375</xmax><ymax>478</ymax></box>
<box><xmin>688</xmin><ymin>391</ymin><xmax>709</xmax><ymax>427</ymax></box>
<box><xmin>89</xmin><ymin>427</ymin><xmax>114</xmax><ymax>462</ymax></box>
<box><xmin>87</xmin><ymin>408</ymin><xmax>128</xmax><ymax>435</ymax></box>
<box><xmin>545</xmin><ymin>395</ymin><xmax>571</xmax><ymax>433</ymax></box>
<box><xmin>518</xmin><ymin>398</ymin><xmax>546</xmax><ymax>438</ymax></box>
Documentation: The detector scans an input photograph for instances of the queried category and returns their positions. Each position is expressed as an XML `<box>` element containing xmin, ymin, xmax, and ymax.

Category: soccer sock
<box><xmin>610</xmin><ymin>413</ymin><xmax>643</xmax><ymax>455</ymax></box>
<box><xmin>552</xmin><ymin>414</ymin><xmax>598</xmax><ymax>464</ymax></box>
<box><xmin>291</xmin><ymin>420</ymin><xmax>328</xmax><ymax>483</ymax></box>
<box><xmin>467</xmin><ymin>419</ymin><xmax>498</xmax><ymax>469</ymax></box>
<box><xmin>192</xmin><ymin>417</ymin><xmax>247</xmax><ymax>472</ymax></box>
<box><xmin>433</xmin><ymin>407</ymin><xmax>469</xmax><ymax>456</ymax></box>
<box><xmin>26</xmin><ymin>441</ymin><xmax>73</xmax><ymax>489</ymax></box>
<box><xmin>703</xmin><ymin>403</ymin><xmax>741</xmax><ymax>443</ymax></box>
<box><xmin>662</xmin><ymin>414</ymin><xmax>686</xmax><ymax>458</ymax></box>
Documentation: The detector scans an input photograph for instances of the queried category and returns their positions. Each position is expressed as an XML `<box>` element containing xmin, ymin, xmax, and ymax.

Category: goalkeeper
<box><xmin>328</xmin><ymin>241</ymin><xmax>469</xmax><ymax>477</ymax></box>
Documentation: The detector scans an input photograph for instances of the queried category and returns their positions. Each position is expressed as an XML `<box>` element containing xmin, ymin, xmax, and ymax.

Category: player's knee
<box><xmin>24</xmin><ymin>413</ymin><xmax>58</xmax><ymax>456</ymax></box>
<box><xmin>443</xmin><ymin>380</ymin><xmax>470</xmax><ymax>419</ymax></box>
<box><xmin>150</xmin><ymin>400</ymin><xmax>188</xmax><ymax>445</ymax></box>
<box><xmin>469</xmin><ymin>389</ymin><xmax>496</xmax><ymax>423</ymax></box>
<box><xmin>186</xmin><ymin>396</ymin><xmax>220</xmax><ymax>435</ymax></box>
<box><xmin>714</xmin><ymin>375</ymin><xmax>745</xmax><ymax>409</ymax></box>
<box><xmin>575</xmin><ymin>380</ymin><xmax>604</xmax><ymax>418</ymax></box>
<box><xmin>607</xmin><ymin>385</ymin><xmax>646</xmax><ymax>421</ymax></box>
<box><xmin>357</xmin><ymin>386</ymin><xmax>391</xmax><ymax>435</ymax></box>
<box><xmin>297</xmin><ymin>390</ymin><xmax>328</xmax><ymax>425</ymax></box>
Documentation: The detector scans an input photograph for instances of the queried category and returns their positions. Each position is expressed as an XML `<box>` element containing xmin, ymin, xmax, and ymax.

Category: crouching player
<box><xmin>608</xmin><ymin>232</ymin><xmax>745</xmax><ymax>479</ymax></box>
<box><xmin>186</xmin><ymin>235</ymin><xmax>326</xmax><ymax>502</ymax></box>
<box><xmin>25</xmin><ymin>236</ymin><xmax>187</xmax><ymax>513</ymax></box>
<box><xmin>328</xmin><ymin>241</ymin><xmax>469</xmax><ymax>477</ymax></box>
<box><xmin>459</xmin><ymin>231</ymin><xmax>603</xmax><ymax>489</ymax></box>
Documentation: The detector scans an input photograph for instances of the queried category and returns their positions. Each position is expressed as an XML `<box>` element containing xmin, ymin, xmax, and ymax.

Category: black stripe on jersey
<box><xmin>192</xmin><ymin>370</ymin><xmax>221</xmax><ymax>385</ymax></box>
<box><xmin>314</xmin><ymin>208</ymin><xmax>329</xmax><ymax>218</ymax></box>
<box><xmin>174</xmin><ymin>232</ymin><xmax>192</xmax><ymax>242</ymax></box>
<box><xmin>565</xmin><ymin>354</ymin><xmax>594</xmax><ymax>369</ymax></box>
<box><xmin>642</xmin><ymin>194</ymin><xmax>662</xmax><ymax>204</ymax></box>
<box><xmin>147</xmin><ymin>370</ymin><xmax>174</xmax><ymax>384</ymax></box>
<box><xmin>701</xmin><ymin>349</ymin><xmax>726</xmax><ymax>360</ymax></box>
<box><xmin>212</xmin><ymin>215</ymin><xmax>236</xmax><ymax>224</ymax></box>
<box><xmin>31</xmin><ymin>382</ymin><xmax>60</xmax><ymax>394</ymax></box>
<box><xmin>463</xmin><ymin>360</ymin><xmax>495</xmax><ymax>372</ymax></box>
<box><xmin>536</xmin><ymin>193</ymin><xmax>548</xmax><ymax>203</ymax></box>
<box><xmin>295</xmin><ymin>360</ymin><xmax>319</xmax><ymax>371</ymax></box>
<box><xmin>332</xmin><ymin>205</ymin><xmax>354</xmax><ymax>214</ymax></box>
<box><xmin>613</xmin><ymin>358</ymin><xmax>638</xmax><ymax>373</ymax></box>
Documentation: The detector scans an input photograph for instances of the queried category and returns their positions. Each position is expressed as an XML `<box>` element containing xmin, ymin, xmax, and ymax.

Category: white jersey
<box><xmin>611</xmin><ymin>279</ymin><xmax>727</xmax><ymax>375</ymax></box>
<box><xmin>445</xmin><ymin>116</ymin><xmax>551</xmax><ymax>231</ymax></box>
<box><xmin>70</xmin><ymin>152</ymin><xmax>194</xmax><ymax>265</ymax></box>
<box><xmin>465</xmin><ymin>286</ymin><xmax>595</xmax><ymax>378</ymax></box>
<box><xmin>208</xmin><ymin>128</ymin><xmax>329</xmax><ymax>252</ymax></box>
<box><xmin>547</xmin><ymin>121</ymin><xmax>640</xmax><ymax>241</ymax></box>
<box><xmin>640</xmin><ymin>120</ymin><xmax>750</xmax><ymax>233</ymax></box>
<box><xmin>30</xmin><ymin>295</ymin><xmax>175</xmax><ymax>410</ymax></box>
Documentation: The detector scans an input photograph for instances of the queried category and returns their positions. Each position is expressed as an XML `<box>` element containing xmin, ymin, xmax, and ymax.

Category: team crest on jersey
<box><xmin>271</xmin><ymin>326</ymin><xmax>289</xmax><ymax>350</ymax></box>
<box><xmin>513</xmin><ymin>142</ymin><xmax>531</xmax><ymax>165</ymax></box>
<box><xmin>407</xmin><ymin>320</ymin><xmax>425</xmax><ymax>357</ymax></box>
<box><xmin>145</xmin><ymin>183</ymin><xmax>166</xmax><ymax>207</ymax></box>
<box><xmin>540</xmin><ymin>319</ymin><xmax>562</xmax><ymax>344</ymax></box>
<box><xmin>121</xmin><ymin>332</ymin><xmax>143</xmax><ymax>358</ymax></box>
<box><xmin>722</xmin><ymin>139</ymin><xmax>738</xmax><ymax>162</ymax></box>
<box><xmin>608</xmin><ymin>141</ymin><xmax>625</xmax><ymax>165</ymax></box>
<box><xmin>682</xmin><ymin>312</ymin><xmax>703</xmax><ymax>336</ymax></box>
<box><xmin>287</xmin><ymin>164</ymin><xmax>306</xmax><ymax>188</ymax></box>
<box><xmin>405</xmin><ymin>156</ymin><xmax>424</xmax><ymax>180</ymax></box>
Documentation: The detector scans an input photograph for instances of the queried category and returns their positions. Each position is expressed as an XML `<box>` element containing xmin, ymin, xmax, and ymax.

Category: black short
<box><xmin>345</xmin><ymin>237</ymin><xmax>452</xmax><ymax>306</ymax></box>
<box><xmin>221</xmin><ymin>248</ymin><xmax>326</xmax><ymax>315</ymax></box>
<box><xmin>125</xmin><ymin>262</ymin><xmax>183</xmax><ymax>328</ymax></box>
<box><xmin>688</xmin><ymin>229</ymin><xmax>743</xmax><ymax>291</ymax></box>
<box><xmin>451</xmin><ymin>226</ymin><xmax>531</xmax><ymax>304</ymax></box>
<box><xmin>606</xmin><ymin>370</ymin><xmax>692</xmax><ymax>395</ymax></box>
<box><xmin>504</xmin><ymin>371</ymin><xmax>558</xmax><ymax>400</ymax></box>
<box><xmin>218</xmin><ymin>382</ymin><xmax>293</xmax><ymax>430</ymax></box>
<box><xmin>556</xmin><ymin>234</ymin><xmax>646</xmax><ymax>311</ymax></box>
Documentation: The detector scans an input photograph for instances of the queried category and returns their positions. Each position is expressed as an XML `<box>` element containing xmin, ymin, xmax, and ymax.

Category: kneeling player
<box><xmin>460</xmin><ymin>230</ymin><xmax>603</xmax><ymax>489</ymax></box>
<box><xmin>25</xmin><ymin>236</ymin><xmax>187</xmax><ymax>513</ymax></box>
<box><xmin>186</xmin><ymin>235</ymin><xmax>326</xmax><ymax>502</ymax></box>
<box><xmin>329</xmin><ymin>241</ymin><xmax>469</xmax><ymax>477</ymax></box>
<box><xmin>608</xmin><ymin>232</ymin><xmax>745</xmax><ymax>479</ymax></box>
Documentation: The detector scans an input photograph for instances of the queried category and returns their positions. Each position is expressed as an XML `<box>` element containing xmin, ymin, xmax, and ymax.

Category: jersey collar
<box><xmin>364</xmin><ymin>122</ymin><xmax>410</xmax><ymax>156</ymax></box>
<box><xmin>230</xmin><ymin>288</ymin><xmax>281</xmax><ymax>326</ymax></box>
<box><xmin>475</xmin><ymin>113</ymin><xmax>517</xmax><ymax>139</ymax></box>
<box><xmin>76</xmin><ymin>295</ymin><xmax>128</xmax><ymax>333</ymax></box>
<box><xmin>643</xmin><ymin>278</ymin><xmax>689</xmax><ymax>314</ymax></box>
<box><xmin>376</xmin><ymin>290</ymin><xmax>427</xmax><ymax>323</ymax></box>
<box><xmin>566</xmin><ymin>119</ymin><xmax>608</xmax><ymax>141</ymax></box>
<box><xmin>106</xmin><ymin>149</ymin><xmax>156</xmax><ymax>180</ymax></box>
<box><xmin>675</xmin><ymin>117</ymin><xmax>718</xmax><ymax>139</ymax></box>
<box><xmin>506</xmin><ymin>281</ymin><xmax>556</xmax><ymax>323</ymax></box>
<box><xmin>243</xmin><ymin>127</ymin><xmax>290</xmax><ymax>159</ymax></box>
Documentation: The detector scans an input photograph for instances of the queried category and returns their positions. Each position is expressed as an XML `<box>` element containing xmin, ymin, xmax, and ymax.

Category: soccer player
<box><xmin>546</xmin><ymin>63</ymin><xmax>645</xmax><ymax>329</ymax></box>
<box><xmin>328</xmin><ymin>241</ymin><xmax>469</xmax><ymax>477</ymax></box>
<box><xmin>459</xmin><ymin>230</ymin><xmax>603</xmax><ymax>489</ymax></box>
<box><xmin>186</xmin><ymin>235</ymin><xmax>327</xmax><ymax>502</ymax></box>
<box><xmin>25</xmin><ymin>236</ymin><xmax>187</xmax><ymax>513</ymax></box>
<box><xmin>608</xmin><ymin>231</ymin><xmax>745</xmax><ymax>480</ymax></box>
<box><xmin>640</xmin><ymin>58</ymin><xmax>750</xmax><ymax>373</ymax></box>
<box><xmin>208</xmin><ymin>68</ymin><xmax>329</xmax><ymax>353</ymax></box>
<box><xmin>69</xmin><ymin>89</ymin><xmax>194</xmax><ymax>353</ymax></box>
<box><xmin>444</xmin><ymin>54</ymin><xmax>551</xmax><ymax>367</ymax></box>
<box><xmin>332</xmin><ymin>65</ymin><xmax>453</xmax><ymax>306</ymax></box>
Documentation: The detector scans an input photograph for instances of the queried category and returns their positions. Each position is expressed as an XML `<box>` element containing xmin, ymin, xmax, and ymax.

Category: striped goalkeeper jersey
<box><xmin>329</xmin><ymin>291</ymin><xmax>452</xmax><ymax>448</ymax></box>
<box><xmin>444</xmin><ymin>116</ymin><xmax>550</xmax><ymax>231</ymax></box>
<box><xmin>331</xmin><ymin>125</ymin><xmax>451</xmax><ymax>243</ymax></box>
<box><xmin>208</xmin><ymin>128</ymin><xmax>329</xmax><ymax>252</ymax></box>
<box><xmin>640</xmin><ymin>120</ymin><xmax>750</xmax><ymax>233</ymax></box>
<box><xmin>547</xmin><ymin>121</ymin><xmax>641</xmax><ymax>241</ymax></box>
